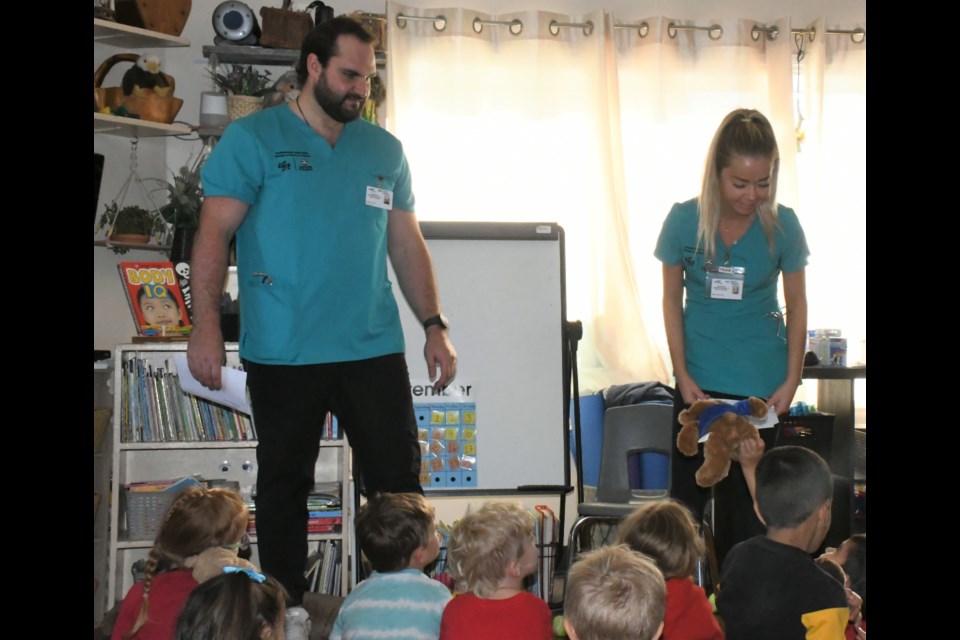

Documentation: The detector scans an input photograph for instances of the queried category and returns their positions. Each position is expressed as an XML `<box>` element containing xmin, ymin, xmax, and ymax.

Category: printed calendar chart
<box><xmin>411</xmin><ymin>381</ymin><xmax>477</xmax><ymax>489</ymax></box>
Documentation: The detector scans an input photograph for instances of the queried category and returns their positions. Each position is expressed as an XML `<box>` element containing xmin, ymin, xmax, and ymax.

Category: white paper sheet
<box><xmin>173</xmin><ymin>353</ymin><xmax>251</xmax><ymax>415</ymax></box>
<box><xmin>698</xmin><ymin>398</ymin><xmax>779</xmax><ymax>443</ymax></box>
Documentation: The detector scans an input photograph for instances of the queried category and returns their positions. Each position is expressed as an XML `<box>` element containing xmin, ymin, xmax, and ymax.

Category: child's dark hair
<box><xmin>616</xmin><ymin>498</ymin><xmax>703</xmax><ymax>579</ymax></box>
<box><xmin>815</xmin><ymin>557</ymin><xmax>846</xmax><ymax>586</ymax></box>
<box><xmin>127</xmin><ymin>487</ymin><xmax>249</xmax><ymax>637</ymax></box>
<box><xmin>755</xmin><ymin>446</ymin><xmax>832</xmax><ymax>529</ymax></box>
<box><xmin>175</xmin><ymin>570</ymin><xmax>287</xmax><ymax>640</ymax></box>
<box><xmin>843</xmin><ymin>534</ymin><xmax>866</xmax><ymax>616</ymax></box>
<box><xmin>355</xmin><ymin>492</ymin><xmax>434</xmax><ymax>572</ymax></box>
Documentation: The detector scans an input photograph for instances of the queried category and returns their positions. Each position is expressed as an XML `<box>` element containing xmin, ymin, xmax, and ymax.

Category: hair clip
<box><xmin>223</xmin><ymin>566</ymin><xmax>266</xmax><ymax>582</ymax></box>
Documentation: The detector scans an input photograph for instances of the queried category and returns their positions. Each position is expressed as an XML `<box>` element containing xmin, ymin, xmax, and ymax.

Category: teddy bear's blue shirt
<box><xmin>697</xmin><ymin>400</ymin><xmax>754</xmax><ymax>438</ymax></box>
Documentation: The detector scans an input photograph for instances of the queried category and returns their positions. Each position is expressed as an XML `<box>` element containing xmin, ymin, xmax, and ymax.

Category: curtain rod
<box><xmin>610</xmin><ymin>21</ymin><xmax>866</xmax><ymax>44</ymax></box>
<box><xmin>395</xmin><ymin>13</ymin><xmax>594</xmax><ymax>36</ymax></box>
<box><xmin>395</xmin><ymin>14</ymin><xmax>865</xmax><ymax>44</ymax></box>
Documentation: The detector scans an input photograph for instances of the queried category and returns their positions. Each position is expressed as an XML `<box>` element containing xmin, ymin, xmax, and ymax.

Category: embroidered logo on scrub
<box><xmin>273</xmin><ymin>151</ymin><xmax>312</xmax><ymax>172</ymax></box>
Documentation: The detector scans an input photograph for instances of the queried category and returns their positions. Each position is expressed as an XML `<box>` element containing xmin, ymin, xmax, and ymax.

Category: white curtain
<box><xmin>386</xmin><ymin>4</ymin><xmax>866</xmax><ymax>395</ymax></box>
<box><xmin>796</xmin><ymin>22</ymin><xmax>867</xmax><ymax>366</ymax></box>
<box><xmin>387</xmin><ymin>4</ymin><xmax>665</xmax><ymax>389</ymax></box>
<box><xmin>613</xmin><ymin>16</ymin><xmax>797</xmax><ymax>391</ymax></box>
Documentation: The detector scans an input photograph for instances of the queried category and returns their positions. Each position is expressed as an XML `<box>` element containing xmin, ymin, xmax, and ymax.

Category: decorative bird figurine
<box><xmin>122</xmin><ymin>54</ymin><xmax>171</xmax><ymax>96</ymax></box>
<box><xmin>262</xmin><ymin>70</ymin><xmax>301</xmax><ymax>108</ymax></box>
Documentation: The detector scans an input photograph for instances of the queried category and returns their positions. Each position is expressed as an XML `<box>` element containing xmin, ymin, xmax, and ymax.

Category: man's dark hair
<box><xmin>755</xmin><ymin>446</ymin><xmax>832</xmax><ymax>529</ymax></box>
<box><xmin>296</xmin><ymin>16</ymin><xmax>373</xmax><ymax>84</ymax></box>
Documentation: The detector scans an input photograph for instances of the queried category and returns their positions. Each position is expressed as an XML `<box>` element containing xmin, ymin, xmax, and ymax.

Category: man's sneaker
<box><xmin>284</xmin><ymin>605</ymin><xmax>311</xmax><ymax>640</ymax></box>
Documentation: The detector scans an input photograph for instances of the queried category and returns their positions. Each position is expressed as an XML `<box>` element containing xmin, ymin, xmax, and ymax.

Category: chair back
<box><xmin>595</xmin><ymin>403</ymin><xmax>673</xmax><ymax>504</ymax></box>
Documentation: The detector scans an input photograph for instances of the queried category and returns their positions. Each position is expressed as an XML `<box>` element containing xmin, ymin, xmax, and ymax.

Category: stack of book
<box><xmin>306</xmin><ymin>539</ymin><xmax>342</xmax><ymax>595</ymax></box>
<box><xmin>120</xmin><ymin>355</ymin><xmax>255</xmax><ymax>443</ymax></box>
<box><xmin>308</xmin><ymin>482</ymin><xmax>342</xmax><ymax>534</ymax></box>
<box><xmin>244</xmin><ymin>482</ymin><xmax>342</xmax><ymax>538</ymax></box>
<box><xmin>427</xmin><ymin>520</ymin><xmax>454</xmax><ymax>592</ymax></box>
<box><xmin>531</xmin><ymin>504</ymin><xmax>559</xmax><ymax>604</ymax></box>
<box><xmin>322</xmin><ymin>412</ymin><xmax>341</xmax><ymax>440</ymax></box>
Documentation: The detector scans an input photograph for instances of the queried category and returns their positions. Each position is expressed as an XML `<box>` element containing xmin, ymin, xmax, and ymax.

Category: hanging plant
<box><xmin>96</xmin><ymin>202</ymin><xmax>169</xmax><ymax>253</ymax></box>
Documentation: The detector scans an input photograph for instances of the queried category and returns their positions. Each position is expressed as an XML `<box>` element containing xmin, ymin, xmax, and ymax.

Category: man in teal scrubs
<box><xmin>188</xmin><ymin>17</ymin><xmax>457</xmax><ymax>608</ymax></box>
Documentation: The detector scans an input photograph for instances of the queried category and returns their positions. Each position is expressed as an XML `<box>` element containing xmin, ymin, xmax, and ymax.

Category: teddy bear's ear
<box><xmin>746</xmin><ymin>396</ymin><xmax>769</xmax><ymax>419</ymax></box>
<box><xmin>681</xmin><ymin>400</ymin><xmax>709</xmax><ymax>420</ymax></box>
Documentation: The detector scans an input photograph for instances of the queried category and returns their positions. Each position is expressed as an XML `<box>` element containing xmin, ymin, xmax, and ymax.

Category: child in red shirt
<box><xmin>618</xmin><ymin>499</ymin><xmax>724</xmax><ymax>640</ymax></box>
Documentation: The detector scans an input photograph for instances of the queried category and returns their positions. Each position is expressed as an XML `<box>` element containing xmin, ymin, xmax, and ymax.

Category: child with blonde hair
<box><xmin>563</xmin><ymin>544</ymin><xmax>666</xmax><ymax>640</ymax></box>
<box><xmin>112</xmin><ymin>487</ymin><xmax>258</xmax><ymax>640</ymax></box>
<box><xmin>617</xmin><ymin>499</ymin><xmax>723</xmax><ymax>639</ymax></box>
<box><xmin>439</xmin><ymin>502</ymin><xmax>553</xmax><ymax>640</ymax></box>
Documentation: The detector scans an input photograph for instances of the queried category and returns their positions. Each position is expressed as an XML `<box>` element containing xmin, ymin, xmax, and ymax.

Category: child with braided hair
<box><xmin>112</xmin><ymin>487</ymin><xmax>257</xmax><ymax>640</ymax></box>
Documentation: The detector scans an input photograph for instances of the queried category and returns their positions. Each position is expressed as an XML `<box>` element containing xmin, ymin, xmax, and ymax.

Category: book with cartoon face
<box><xmin>118</xmin><ymin>261</ymin><xmax>193</xmax><ymax>337</ymax></box>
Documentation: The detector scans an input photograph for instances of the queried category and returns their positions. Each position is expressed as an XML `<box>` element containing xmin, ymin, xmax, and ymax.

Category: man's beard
<box><xmin>314</xmin><ymin>72</ymin><xmax>365</xmax><ymax>124</ymax></box>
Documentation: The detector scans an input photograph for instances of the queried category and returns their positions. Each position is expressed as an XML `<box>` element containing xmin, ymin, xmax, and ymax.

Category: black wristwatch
<box><xmin>422</xmin><ymin>313</ymin><xmax>449</xmax><ymax>332</ymax></box>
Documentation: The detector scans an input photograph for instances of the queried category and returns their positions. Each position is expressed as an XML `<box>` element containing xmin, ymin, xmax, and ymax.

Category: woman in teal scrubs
<box><xmin>655</xmin><ymin>108</ymin><xmax>809</xmax><ymax>567</ymax></box>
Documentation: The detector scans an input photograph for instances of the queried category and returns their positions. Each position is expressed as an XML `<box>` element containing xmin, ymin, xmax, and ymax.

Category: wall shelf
<box><xmin>203</xmin><ymin>44</ymin><xmax>300</xmax><ymax>66</ymax></box>
<box><xmin>93</xmin><ymin>238</ymin><xmax>172</xmax><ymax>253</ymax></box>
<box><xmin>202</xmin><ymin>44</ymin><xmax>386</xmax><ymax>67</ymax></box>
<box><xmin>94</xmin><ymin>18</ymin><xmax>190</xmax><ymax>49</ymax></box>
<box><xmin>94</xmin><ymin>113</ymin><xmax>192</xmax><ymax>138</ymax></box>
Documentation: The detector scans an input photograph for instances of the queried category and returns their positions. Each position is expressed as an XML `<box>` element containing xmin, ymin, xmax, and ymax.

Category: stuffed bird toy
<box><xmin>122</xmin><ymin>54</ymin><xmax>171</xmax><ymax>96</ymax></box>
<box><xmin>262</xmin><ymin>70</ymin><xmax>301</xmax><ymax>108</ymax></box>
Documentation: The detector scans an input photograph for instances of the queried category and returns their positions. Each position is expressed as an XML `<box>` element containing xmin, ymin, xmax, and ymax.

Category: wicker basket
<box><xmin>228</xmin><ymin>94</ymin><xmax>264</xmax><ymax>121</ymax></box>
<box><xmin>93</xmin><ymin>53</ymin><xmax>183</xmax><ymax>124</ymax></box>
<box><xmin>123</xmin><ymin>477</ymin><xmax>202</xmax><ymax>541</ymax></box>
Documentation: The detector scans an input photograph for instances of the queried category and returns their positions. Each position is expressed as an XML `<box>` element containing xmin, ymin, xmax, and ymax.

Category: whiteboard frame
<box><xmin>392</xmin><ymin>221</ymin><xmax>571</xmax><ymax>495</ymax></box>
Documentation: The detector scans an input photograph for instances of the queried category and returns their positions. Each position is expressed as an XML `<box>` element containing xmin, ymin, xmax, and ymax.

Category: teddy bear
<box><xmin>676</xmin><ymin>396</ymin><xmax>768</xmax><ymax>488</ymax></box>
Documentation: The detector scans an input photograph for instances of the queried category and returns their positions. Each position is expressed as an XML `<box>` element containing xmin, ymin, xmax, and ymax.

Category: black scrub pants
<box><xmin>245</xmin><ymin>353</ymin><xmax>422</xmax><ymax>605</ymax></box>
<box><xmin>669</xmin><ymin>386</ymin><xmax>778</xmax><ymax>571</ymax></box>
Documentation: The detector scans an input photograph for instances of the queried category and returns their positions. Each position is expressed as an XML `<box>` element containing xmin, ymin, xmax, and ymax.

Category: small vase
<box><xmin>228</xmin><ymin>95</ymin><xmax>264</xmax><ymax>121</ymax></box>
<box><xmin>169</xmin><ymin>227</ymin><xmax>196</xmax><ymax>264</ymax></box>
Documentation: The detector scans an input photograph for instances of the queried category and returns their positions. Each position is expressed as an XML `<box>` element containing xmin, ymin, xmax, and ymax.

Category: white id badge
<box><xmin>706</xmin><ymin>265</ymin><xmax>746</xmax><ymax>300</ymax></box>
<box><xmin>365</xmin><ymin>186</ymin><xmax>394</xmax><ymax>210</ymax></box>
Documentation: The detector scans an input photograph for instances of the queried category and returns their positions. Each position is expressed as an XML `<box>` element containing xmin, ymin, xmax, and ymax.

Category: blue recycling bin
<box><xmin>571</xmin><ymin>394</ymin><xmax>670</xmax><ymax>491</ymax></box>
<box><xmin>570</xmin><ymin>394</ymin><xmax>605</xmax><ymax>488</ymax></box>
<box><xmin>629</xmin><ymin>449</ymin><xmax>669</xmax><ymax>491</ymax></box>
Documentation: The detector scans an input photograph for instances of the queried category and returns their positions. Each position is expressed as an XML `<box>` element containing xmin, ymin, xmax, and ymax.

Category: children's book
<box><xmin>118</xmin><ymin>261</ymin><xmax>193</xmax><ymax>337</ymax></box>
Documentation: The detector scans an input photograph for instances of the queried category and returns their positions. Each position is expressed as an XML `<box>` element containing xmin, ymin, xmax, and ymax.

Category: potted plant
<box><xmin>154</xmin><ymin>161</ymin><xmax>203</xmax><ymax>263</ymax></box>
<box><xmin>209</xmin><ymin>64</ymin><xmax>273</xmax><ymax>120</ymax></box>
<box><xmin>96</xmin><ymin>202</ymin><xmax>168</xmax><ymax>253</ymax></box>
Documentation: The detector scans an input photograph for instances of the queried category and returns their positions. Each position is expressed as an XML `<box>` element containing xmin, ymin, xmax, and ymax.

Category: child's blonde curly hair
<box><xmin>446</xmin><ymin>502</ymin><xmax>536</xmax><ymax>597</ymax></box>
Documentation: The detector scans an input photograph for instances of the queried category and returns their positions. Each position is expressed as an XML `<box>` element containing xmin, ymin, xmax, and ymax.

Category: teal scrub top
<box><xmin>202</xmin><ymin>105</ymin><xmax>415</xmax><ymax>365</ymax></box>
<box><xmin>654</xmin><ymin>198</ymin><xmax>809</xmax><ymax>398</ymax></box>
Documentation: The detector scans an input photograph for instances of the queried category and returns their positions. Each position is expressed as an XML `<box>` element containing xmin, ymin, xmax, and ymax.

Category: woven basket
<box><xmin>93</xmin><ymin>53</ymin><xmax>183</xmax><ymax>124</ymax></box>
<box><xmin>228</xmin><ymin>95</ymin><xmax>264</xmax><ymax>121</ymax></box>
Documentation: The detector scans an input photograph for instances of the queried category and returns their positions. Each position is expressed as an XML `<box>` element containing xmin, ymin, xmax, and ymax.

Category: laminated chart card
<box><xmin>411</xmin><ymin>381</ymin><xmax>476</xmax><ymax>490</ymax></box>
